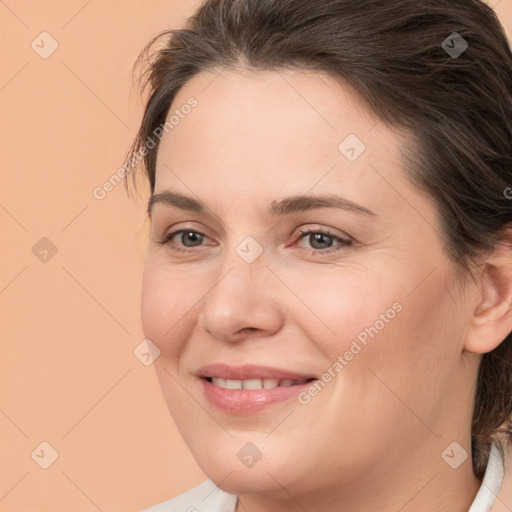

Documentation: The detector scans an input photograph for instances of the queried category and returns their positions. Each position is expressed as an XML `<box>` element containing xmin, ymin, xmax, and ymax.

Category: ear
<box><xmin>464</xmin><ymin>226</ymin><xmax>512</xmax><ymax>354</ymax></box>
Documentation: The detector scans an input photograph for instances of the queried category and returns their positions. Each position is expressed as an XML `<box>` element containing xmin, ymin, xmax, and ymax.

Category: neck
<box><xmin>235</xmin><ymin>436</ymin><xmax>483</xmax><ymax>512</ymax></box>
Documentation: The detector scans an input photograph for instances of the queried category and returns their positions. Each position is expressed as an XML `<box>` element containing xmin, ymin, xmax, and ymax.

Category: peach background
<box><xmin>1</xmin><ymin>1</ymin><xmax>511</xmax><ymax>510</ymax></box>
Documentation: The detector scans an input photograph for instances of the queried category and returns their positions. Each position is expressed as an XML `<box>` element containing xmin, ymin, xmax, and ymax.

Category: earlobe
<box><xmin>464</xmin><ymin>227</ymin><xmax>512</xmax><ymax>354</ymax></box>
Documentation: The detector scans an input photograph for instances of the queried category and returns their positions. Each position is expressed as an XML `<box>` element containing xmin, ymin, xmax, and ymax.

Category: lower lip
<box><xmin>200</xmin><ymin>378</ymin><xmax>316</xmax><ymax>414</ymax></box>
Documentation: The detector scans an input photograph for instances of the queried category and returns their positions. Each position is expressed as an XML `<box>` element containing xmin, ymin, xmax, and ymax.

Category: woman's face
<box><xmin>141</xmin><ymin>69</ymin><xmax>479</xmax><ymax>497</ymax></box>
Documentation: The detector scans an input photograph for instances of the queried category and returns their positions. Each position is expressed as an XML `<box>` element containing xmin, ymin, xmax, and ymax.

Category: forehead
<box><xmin>153</xmin><ymin>68</ymin><xmax>417</xmax><ymax>218</ymax></box>
<box><xmin>157</xmin><ymin>68</ymin><xmax>386</xmax><ymax>165</ymax></box>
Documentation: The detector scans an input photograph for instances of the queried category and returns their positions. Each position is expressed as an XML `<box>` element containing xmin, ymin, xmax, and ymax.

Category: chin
<box><xmin>208</xmin><ymin>468</ymin><xmax>286</xmax><ymax>496</ymax></box>
<box><xmin>190</xmin><ymin>441</ymin><xmax>289</xmax><ymax>494</ymax></box>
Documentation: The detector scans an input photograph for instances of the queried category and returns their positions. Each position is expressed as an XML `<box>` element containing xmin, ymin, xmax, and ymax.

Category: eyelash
<box><xmin>156</xmin><ymin>226</ymin><xmax>352</xmax><ymax>256</ymax></box>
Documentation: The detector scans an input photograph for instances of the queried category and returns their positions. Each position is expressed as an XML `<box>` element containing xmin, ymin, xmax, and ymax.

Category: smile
<box><xmin>196</xmin><ymin>363</ymin><xmax>319</xmax><ymax>414</ymax></box>
<box><xmin>206</xmin><ymin>377</ymin><xmax>314</xmax><ymax>389</ymax></box>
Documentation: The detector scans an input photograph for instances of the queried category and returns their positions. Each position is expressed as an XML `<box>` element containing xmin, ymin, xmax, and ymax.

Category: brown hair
<box><xmin>124</xmin><ymin>0</ymin><xmax>512</xmax><ymax>478</ymax></box>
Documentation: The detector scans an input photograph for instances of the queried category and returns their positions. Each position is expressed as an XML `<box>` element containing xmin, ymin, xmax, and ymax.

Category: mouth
<box><xmin>196</xmin><ymin>363</ymin><xmax>319</xmax><ymax>414</ymax></box>
<box><xmin>204</xmin><ymin>376</ymin><xmax>316</xmax><ymax>389</ymax></box>
<box><xmin>196</xmin><ymin>362</ymin><xmax>318</xmax><ymax>382</ymax></box>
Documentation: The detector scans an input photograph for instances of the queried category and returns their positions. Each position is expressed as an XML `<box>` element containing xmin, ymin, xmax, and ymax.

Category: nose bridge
<box><xmin>197</xmin><ymin>237</ymin><xmax>283</xmax><ymax>341</ymax></box>
<box><xmin>212</xmin><ymin>219</ymin><xmax>269</xmax><ymax>281</ymax></box>
<box><xmin>202</xmin><ymin>240</ymin><xmax>266</xmax><ymax>315</ymax></box>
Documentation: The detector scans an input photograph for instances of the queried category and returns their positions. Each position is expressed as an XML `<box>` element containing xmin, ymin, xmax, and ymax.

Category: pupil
<box><xmin>183</xmin><ymin>231</ymin><xmax>202</xmax><ymax>246</ymax></box>
<box><xmin>311</xmin><ymin>233</ymin><xmax>331</xmax><ymax>249</ymax></box>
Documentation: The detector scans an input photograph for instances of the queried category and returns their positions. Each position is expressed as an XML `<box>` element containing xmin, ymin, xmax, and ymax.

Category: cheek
<box><xmin>276</xmin><ymin>263</ymin><xmax>404</xmax><ymax>356</ymax></box>
<box><xmin>339</xmin><ymin>267</ymin><xmax>462</xmax><ymax>425</ymax></box>
<box><xmin>140</xmin><ymin>265</ymin><xmax>200</xmax><ymax>357</ymax></box>
<box><xmin>140</xmin><ymin>267</ymin><xmax>167</xmax><ymax>346</ymax></box>
<box><xmin>292</xmin><ymin>261</ymin><xmax>459</xmax><ymax>399</ymax></box>
<box><xmin>297</xmin><ymin>269</ymin><xmax>460</xmax><ymax>456</ymax></box>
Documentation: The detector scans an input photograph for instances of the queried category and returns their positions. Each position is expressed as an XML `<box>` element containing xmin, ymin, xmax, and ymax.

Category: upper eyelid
<box><xmin>164</xmin><ymin>225</ymin><xmax>350</xmax><ymax>247</ymax></box>
<box><xmin>163</xmin><ymin>224</ymin><xmax>344</xmax><ymax>237</ymax></box>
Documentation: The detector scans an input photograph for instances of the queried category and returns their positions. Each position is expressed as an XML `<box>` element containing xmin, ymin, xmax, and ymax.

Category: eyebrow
<box><xmin>147</xmin><ymin>190</ymin><xmax>376</xmax><ymax>217</ymax></box>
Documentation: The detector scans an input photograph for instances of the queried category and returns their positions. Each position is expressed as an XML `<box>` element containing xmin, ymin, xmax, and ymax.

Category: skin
<box><xmin>140</xmin><ymin>68</ymin><xmax>512</xmax><ymax>512</ymax></box>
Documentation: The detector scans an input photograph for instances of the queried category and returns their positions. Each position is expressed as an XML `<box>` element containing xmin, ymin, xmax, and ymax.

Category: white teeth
<box><xmin>209</xmin><ymin>377</ymin><xmax>308</xmax><ymax>389</ymax></box>
<box><xmin>262</xmin><ymin>378</ymin><xmax>280</xmax><ymax>389</ymax></box>
<box><xmin>225</xmin><ymin>379</ymin><xmax>242</xmax><ymax>389</ymax></box>
<box><xmin>243</xmin><ymin>378</ymin><xmax>264</xmax><ymax>389</ymax></box>
<box><xmin>211</xmin><ymin>377</ymin><xmax>226</xmax><ymax>388</ymax></box>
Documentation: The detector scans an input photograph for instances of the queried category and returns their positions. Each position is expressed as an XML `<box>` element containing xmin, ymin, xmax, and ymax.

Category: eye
<box><xmin>156</xmin><ymin>226</ymin><xmax>352</xmax><ymax>256</ymax></box>
<box><xmin>156</xmin><ymin>229</ymin><xmax>213</xmax><ymax>252</ymax></box>
<box><xmin>291</xmin><ymin>226</ymin><xmax>352</xmax><ymax>255</ymax></box>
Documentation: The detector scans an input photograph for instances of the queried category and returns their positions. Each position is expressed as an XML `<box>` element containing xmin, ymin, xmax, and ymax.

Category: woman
<box><xmin>124</xmin><ymin>0</ymin><xmax>512</xmax><ymax>510</ymax></box>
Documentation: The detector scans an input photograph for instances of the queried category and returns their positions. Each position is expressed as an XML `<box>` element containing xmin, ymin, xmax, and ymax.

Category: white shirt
<box><xmin>141</xmin><ymin>442</ymin><xmax>505</xmax><ymax>512</ymax></box>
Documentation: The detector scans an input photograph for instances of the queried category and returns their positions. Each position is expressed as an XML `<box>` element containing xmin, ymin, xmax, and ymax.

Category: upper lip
<box><xmin>196</xmin><ymin>363</ymin><xmax>317</xmax><ymax>381</ymax></box>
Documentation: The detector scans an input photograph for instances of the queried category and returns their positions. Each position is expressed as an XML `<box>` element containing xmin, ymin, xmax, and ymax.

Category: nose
<box><xmin>196</xmin><ymin>258</ymin><xmax>284</xmax><ymax>344</ymax></box>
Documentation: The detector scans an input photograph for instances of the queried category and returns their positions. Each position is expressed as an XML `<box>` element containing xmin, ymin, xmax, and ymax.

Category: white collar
<box><xmin>226</xmin><ymin>443</ymin><xmax>505</xmax><ymax>512</ymax></box>
<box><xmin>226</xmin><ymin>442</ymin><xmax>506</xmax><ymax>512</ymax></box>
<box><xmin>468</xmin><ymin>441</ymin><xmax>505</xmax><ymax>512</ymax></box>
<box><xmin>142</xmin><ymin>442</ymin><xmax>505</xmax><ymax>511</ymax></box>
